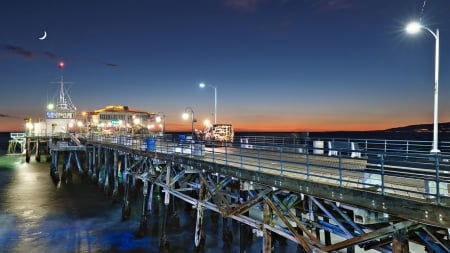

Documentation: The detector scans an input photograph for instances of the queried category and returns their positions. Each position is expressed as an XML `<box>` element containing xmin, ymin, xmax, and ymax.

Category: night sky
<box><xmin>1</xmin><ymin>0</ymin><xmax>450</xmax><ymax>132</ymax></box>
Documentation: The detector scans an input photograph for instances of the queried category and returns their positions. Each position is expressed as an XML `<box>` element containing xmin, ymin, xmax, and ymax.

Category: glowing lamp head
<box><xmin>58</xmin><ymin>61</ymin><xmax>65</xmax><ymax>69</ymax></box>
<box><xmin>182</xmin><ymin>112</ymin><xmax>189</xmax><ymax>120</ymax></box>
<box><xmin>199</xmin><ymin>83</ymin><xmax>206</xmax><ymax>88</ymax></box>
<box><xmin>406</xmin><ymin>22</ymin><xmax>421</xmax><ymax>34</ymax></box>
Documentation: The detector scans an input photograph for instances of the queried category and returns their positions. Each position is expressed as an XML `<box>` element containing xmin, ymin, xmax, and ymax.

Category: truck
<box><xmin>202</xmin><ymin>124</ymin><xmax>234</xmax><ymax>146</ymax></box>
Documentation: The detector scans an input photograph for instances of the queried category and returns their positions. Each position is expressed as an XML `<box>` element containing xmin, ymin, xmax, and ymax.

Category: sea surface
<box><xmin>0</xmin><ymin>131</ymin><xmax>431</xmax><ymax>252</ymax></box>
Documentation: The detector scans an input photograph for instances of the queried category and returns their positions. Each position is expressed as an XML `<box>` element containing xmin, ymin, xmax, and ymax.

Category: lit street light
<box><xmin>199</xmin><ymin>82</ymin><xmax>217</xmax><ymax>124</ymax></box>
<box><xmin>155</xmin><ymin>112</ymin><xmax>166</xmax><ymax>135</ymax></box>
<box><xmin>182</xmin><ymin>106</ymin><xmax>195</xmax><ymax>138</ymax></box>
<box><xmin>406</xmin><ymin>21</ymin><xmax>440</xmax><ymax>153</ymax></box>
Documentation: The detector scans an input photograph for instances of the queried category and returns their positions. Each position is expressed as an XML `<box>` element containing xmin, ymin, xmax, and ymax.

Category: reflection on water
<box><xmin>0</xmin><ymin>155</ymin><xmax>295</xmax><ymax>253</ymax></box>
<box><xmin>0</xmin><ymin>155</ymin><xmax>157</xmax><ymax>253</ymax></box>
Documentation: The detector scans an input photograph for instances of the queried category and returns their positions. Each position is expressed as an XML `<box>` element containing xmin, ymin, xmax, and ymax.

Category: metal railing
<box><xmin>85</xmin><ymin>133</ymin><xmax>450</xmax><ymax>205</ymax></box>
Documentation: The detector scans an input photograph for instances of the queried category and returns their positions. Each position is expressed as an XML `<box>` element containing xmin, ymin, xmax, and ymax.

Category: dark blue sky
<box><xmin>1</xmin><ymin>0</ymin><xmax>450</xmax><ymax>132</ymax></box>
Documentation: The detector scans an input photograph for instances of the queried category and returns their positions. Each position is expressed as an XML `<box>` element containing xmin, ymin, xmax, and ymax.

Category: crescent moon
<box><xmin>38</xmin><ymin>31</ymin><xmax>47</xmax><ymax>40</ymax></box>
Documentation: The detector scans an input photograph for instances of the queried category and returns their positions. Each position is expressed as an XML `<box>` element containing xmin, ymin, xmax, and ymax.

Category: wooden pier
<box><xmin>22</xmin><ymin>133</ymin><xmax>450</xmax><ymax>253</ymax></box>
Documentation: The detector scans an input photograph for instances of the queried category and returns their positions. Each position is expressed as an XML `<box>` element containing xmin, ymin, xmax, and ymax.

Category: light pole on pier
<box><xmin>156</xmin><ymin>112</ymin><xmax>166</xmax><ymax>135</ymax></box>
<box><xmin>182</xmin><ymin>106</ymin><xmax>195</xmax><ymax>139</ymax></box>
<box><xmin>199</xmin><ymin>82</ymin><xmax>217</xmax><ymax>124</ymax></box>
<box><xmin>406</xmin><ymin>21</ymin><xmax>440</xmax><ymax>153</ymax></box>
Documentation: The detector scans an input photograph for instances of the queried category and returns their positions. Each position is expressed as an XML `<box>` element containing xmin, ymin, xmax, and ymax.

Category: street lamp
<box><xmin>199</xmin><ymin>82</ymin><xmax>218</xmax><ymax>124</ymax></box>
<box><xmin>155</xmin><ymin>112</ymin><xmax>166</xmax><ymax>135</ymax></box>
<box><xmin>182</xmin><ymin>106</ymin><xmax>195</xmax><ymax>138</ymax></box>
<box><xmin>406</xmin><ymin>21</ymin><xmax>440</xmax><ymax>153</ymax></box>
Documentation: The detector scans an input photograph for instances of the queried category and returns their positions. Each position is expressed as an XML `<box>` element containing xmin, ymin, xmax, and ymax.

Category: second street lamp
<box><xmin>155</xmin><ymin>112</ymin><xmax>165</xmax><ymax>136</ymax></box>
<box><xmin>182</xmin><ymin>106</ymin><xmax>195</xmax><ymax>139</ymax></box>
<box><xmin>199</xmin><ymin>82</ymin><xmax>217</xmax><ymax>124</ymax></box>
<box><xmin>406</xmin><ymin>21</ymin><xmax>440</xmax><ymax>153</ymax></box>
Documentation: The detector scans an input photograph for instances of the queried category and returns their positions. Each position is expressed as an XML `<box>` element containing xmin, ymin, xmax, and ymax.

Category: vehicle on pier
<box><xmin>200</xmin><ymin>123</ymin><xmax>234</xmax><ymax>146</ymax></box>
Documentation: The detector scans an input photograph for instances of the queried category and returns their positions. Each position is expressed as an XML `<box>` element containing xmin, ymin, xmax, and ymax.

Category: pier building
<box><xmin>86</xmin><ymin>105</ymin><xmax>156</xmax><ymax>135</ymax></box>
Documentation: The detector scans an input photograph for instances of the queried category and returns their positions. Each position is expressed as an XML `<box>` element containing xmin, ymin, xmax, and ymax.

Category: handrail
<box><xmin>84</xmin><ymin>133</ymin><xmax>450</xmax><ymax>206</ymax></box>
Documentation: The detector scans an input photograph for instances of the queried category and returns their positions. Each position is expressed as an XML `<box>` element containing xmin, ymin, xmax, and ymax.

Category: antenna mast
<box><xmin>56</xmin><ymin>61</ymin><xmax>76</xmax><ymax>111</ymax></box>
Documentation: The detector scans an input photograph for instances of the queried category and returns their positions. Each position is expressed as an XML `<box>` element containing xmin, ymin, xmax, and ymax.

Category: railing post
<box><xmin>240</xmin><ymin>143</ymin><xmax>243</xmax><ymax>169</ymax></box>
<box><xmin>279</xmin><ymin>146</ymin><xmax>283</xmax><ymax>176</ymax></box>
<box><xmin>380</xmin><ymin>153</ymin><xmax>385</xmax><ymax>195</ymax></box>
<box><xmin>306</xmin><ymin>146</ymin><xmax>310</xmax><ymax>180</ymax></box>
<box><xmin>435</xmin><ymin>152</ymin><xmax>441</xmax><ymax>204</ymax></box>
<box><xmin>258</xmin><ymin>146</ymin><xmax>262</xmax><ymax>172</ymax></box>
<box><xmin>212</xmin><ymin>143</ymin><xmax>216</xmax><ymax>163</ymax></box>
<box><xmin>338</xmin><ymin>151</ymin><xmax>343</xmax><ymax>187</ymax></box>
<box><xmin>406</xmin><ymin>140</ymin><xmax>409</xmax><ymax>159</ymax></box>
<box><xmin>225</xmin><ymin>143</ymin><xmax>228</xmax><ymax>166</ymax></box>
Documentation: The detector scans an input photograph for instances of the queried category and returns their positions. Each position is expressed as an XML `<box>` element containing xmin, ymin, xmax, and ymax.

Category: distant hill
<box><xmin>384</xmin><ymin>122</ymin><xmax>450</xmax><ymax>133</ymax></box>
<box><xmin>305</xmin><ymin>122</ymin><xmax>450</xmax><ymax>141</ymax></box>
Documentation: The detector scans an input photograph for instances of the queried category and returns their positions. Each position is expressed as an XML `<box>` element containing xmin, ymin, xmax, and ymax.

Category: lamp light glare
<box><xmin>199</xmin><ymin>83</ymin><xmax>205</xmax><ymax>88</ymax></box>
<box><xmin>406</xmin><ymin>22</ymin><xmax>421</xmax><ymax>34</ymax></box>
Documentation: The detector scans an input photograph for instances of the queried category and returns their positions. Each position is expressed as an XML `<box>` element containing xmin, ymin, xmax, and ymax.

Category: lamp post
<box><xmin>182</xmin><ymin>106</ymin><xmax>195</xmax><ymax>138</ymax></box>
<box><xmin>406</xmin><ymin>22</ymin><xmax>440</xmax><ymax>153</ymax></box>
<box><xmin>156</xmin><ymin>112</ymin><xmax>166</xmax><ymax>135</ymax></box>
<box><xmin>199</xmin><ymin>82</ymin><xmax>218</xmax><ymax>124</ymax></box>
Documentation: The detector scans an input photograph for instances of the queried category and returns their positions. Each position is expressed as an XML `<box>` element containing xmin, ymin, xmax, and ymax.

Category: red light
<box><xmin>58</xmin><ymin>61</ymin><xmax>64</xmax><ymax>68</ymax></box>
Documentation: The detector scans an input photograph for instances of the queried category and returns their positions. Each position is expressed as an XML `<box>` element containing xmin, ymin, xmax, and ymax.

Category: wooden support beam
<box><xmin>262</xmin><ymin>200</ymin><xmax>272</xmax><ymax>253</ymax></box>
<box><xmin>392</xmin><ymin>228</ymin><xmax>409</xmax><ymax>253</ymax></box>
<box><xmin>321</xmin><ymin>221</ymin><xmax>421</xmax><ymax>252</ymax></box>
<box><xmin>264</xmin><ymin>196</ymin><xmax>312</xmax><ymax>252</ymax></box>
<box><xmin>225</xmin><ymin>188</ymin><xmax>273</xmax><ymax>217</ymax></box>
